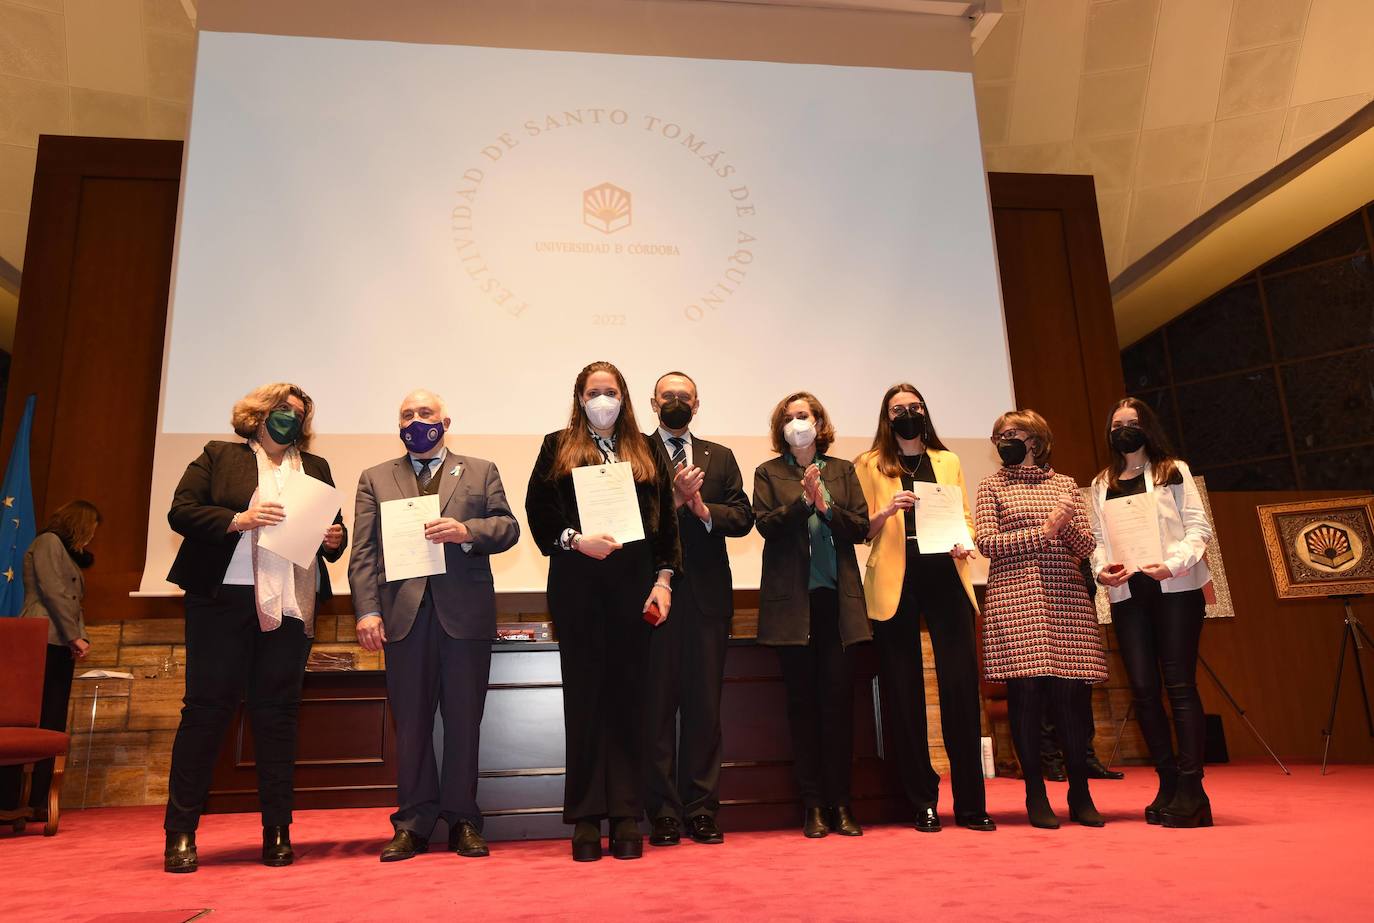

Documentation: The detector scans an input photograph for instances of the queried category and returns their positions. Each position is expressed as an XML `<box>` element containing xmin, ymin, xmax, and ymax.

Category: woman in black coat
<box><xmin>162</xmin><ymin>382</ymin><xmax>346</xmax><ymax>874</ymax></box>
<box><xmin>753</xmin><ymin>391</ymin><xmax>870</xmax><ymax>838</ymax></box>
<box><xmin>525</xmin><ymin>360</ymin><xmax>681</xmax><ymax>862</ymax></box>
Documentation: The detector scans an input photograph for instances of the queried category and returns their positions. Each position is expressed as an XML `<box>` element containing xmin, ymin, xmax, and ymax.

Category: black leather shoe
<box><xmin>609</xmin><ymin>817</ymin><xmax>643</xmax><ymax>860</ymax></box>
<box><xmin>262</xmin><ymin>825</ymin><xmax>294</xmax><ymax>867</ymax></box>
<box><xmin>956</xmin><ymin>813</ymin><xmax>997</xmax><ymax>832</ymax></box>
<box><xmin>571</xmin><ymin>820</ymin><xmax>602</xmax><ymax>862</ymax></box>
<box><xmin>164</xmin><ymin>831</ymin><xmax>198</xmax><ymax>874</ymax></box>
<box><xmin>803</xmin><ymin>807</ymin><xmax>828</xmax><ymax>838</ymax></box>
<box><xmin>380</xmin><ymin>828</ymin><xmax>429</xmax><ymax>863</ymax></box>
<box><xmin>1041</xmin><ymin>761</ymin><xmax>1068</xmax><ymax>782</ymax></box>
<box><xmin>829</xmin><ymin>805</ymin><xmax>863</xmax><ymax>837</ymax></box>
<box><xmin>449</xmin><ymin>820</ymin><xmax>489</xmax><ymax>858</ymax></box>
<box><xmin>1087</xmin><ymin>756</ymin><xmax>1125</xmax><ymax>780</ymax></box>
<box><xmin>913</xmin><ymin>807</ymin><xmax>942</xmax><ymax>833</ymax></box>
<box><xmin>687</xmin><ymin>814</ymin><xmax>724</xmax><ymax>845</ymax></box>
<box><xmin>650</xmin><ymin>815</ymin><xmax>681</xmax><ymax>847</ymax></box>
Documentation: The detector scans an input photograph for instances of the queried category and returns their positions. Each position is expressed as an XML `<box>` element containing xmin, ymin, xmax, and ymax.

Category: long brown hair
<box><xmin>45</xmin><ymin>500</ymin><xmax>101</xmax><ymax>551</ymax></box>
<box><xmin>550</xmin><ymin>361</ymin><xmax>657</xmax><ymax>482</ymax></box>
<box><xmin>863</xmin><ymin>383</ymin><xmax>950</xmax><ymax>477</ymax></box>
<box><xmin>768</xmin><ymin>391</ymin><xmax>836</xmax><ymax>455</ymax></box>
<box><xmin>1101</xmin><ymin>397</ymin><xmax>1179</xmax><ymax>490</ymax></box>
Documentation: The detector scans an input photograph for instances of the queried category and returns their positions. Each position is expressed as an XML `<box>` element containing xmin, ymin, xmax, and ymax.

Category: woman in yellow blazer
<box><xmin>855</xmin><ymin>383</ymin><xmax>992</xmax><ymax>833</ymax></box>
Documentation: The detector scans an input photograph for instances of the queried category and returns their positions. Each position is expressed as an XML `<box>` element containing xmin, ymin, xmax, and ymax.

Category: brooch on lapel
<box><xmin>451</xmin><ymin>464</ymin><xmax>462</xmax><ymax>478</ymax></box>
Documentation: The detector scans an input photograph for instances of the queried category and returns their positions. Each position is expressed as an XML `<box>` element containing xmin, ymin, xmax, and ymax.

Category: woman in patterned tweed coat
<box><xmin>975</xmin><ymin>409</ymin><xmax>1108</xmax><ymax>830</ymax></box>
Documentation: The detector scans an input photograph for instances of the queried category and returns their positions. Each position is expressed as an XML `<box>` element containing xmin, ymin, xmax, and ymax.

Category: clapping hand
<box><xmin>802</xmin><ymin>465</ymin><xmax>828</xmax><ymax>513</ymax></box>
<box><xmin>673</xmin><ymin>464</ymin><xmax>705</xmax><ymax>509</ymax></box>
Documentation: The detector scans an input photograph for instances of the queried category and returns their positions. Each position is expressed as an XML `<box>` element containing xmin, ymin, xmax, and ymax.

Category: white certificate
<box><xmin>572</xmin><ymin>462</ymin><xmax>645</xmax><ymax>544</ymax></box>
<box><xmin>1102</xmin><ymin>493</ymin><xmax>1165</xmax><ymax>571</ymax></box>
<box><xmin>380</xmin><ymin>495</ymin><xmax>447</xmax><ymax>582</ymax></box>
<box><xmin>255</xmin><ymin>473</ymin><xmax>341</xmax><ymax>569</ymax></box>
<box><xmin>911</xmin><ymin>482</ymin><xmax>975</xmax><ymax>554</ymax></box>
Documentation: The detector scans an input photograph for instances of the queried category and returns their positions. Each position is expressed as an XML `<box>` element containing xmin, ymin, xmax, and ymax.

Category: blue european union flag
<box><xmin>0</xmin><ymin>394</ymin><xmax>37</xmax><ymax>617</ymax></box>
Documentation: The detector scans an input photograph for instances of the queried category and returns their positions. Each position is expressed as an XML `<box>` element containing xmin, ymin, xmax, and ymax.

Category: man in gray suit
<box><xmin>350</xmin><ymin>390</ymin><xmax>519</xmax><ymax>861</ymax></box>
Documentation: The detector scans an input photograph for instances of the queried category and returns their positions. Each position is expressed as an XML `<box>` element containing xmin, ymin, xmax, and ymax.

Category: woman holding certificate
<box><xmin>854</xmin><ymin>384</ymin><xmax>993</xmax><ymax>833</ymax></box>
<box><xmin>1089</xmin><ymin>397</ymin><xmax>1214</xmax><ymax>828</ymax></box>
<box><xmin>975</xmin><ymin>409</ymin><xmax>1107</xmax><ymax>830</ymax></box>
<box><xmin>525</xmin><ymin>361</ymin><xmax>680</xmax><ymax>862</ymax></box>
<box><xmin>753</xmin><ymin>391</ymin><xmax>870</xmax><ymax>839</ymax></box>
<box><xmin>162</xmin><ymin>383</ymin><xmax>347</xmax><ymax>873</ymax></box>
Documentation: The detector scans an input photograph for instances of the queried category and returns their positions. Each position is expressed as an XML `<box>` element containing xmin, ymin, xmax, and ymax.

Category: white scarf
<box><xmin>248</xmin><ymin>441</ymin><xmax>318</xmax><ymax>635</ymax></box>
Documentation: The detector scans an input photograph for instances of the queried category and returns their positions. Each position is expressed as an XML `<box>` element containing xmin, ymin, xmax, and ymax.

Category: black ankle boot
<box><xmin>164</xmin><ymin>831</ymin><xmax>197</xmax><ymax>873</ymax></box>
<box><xmin>802</xmin><ymin>806</ymin><xmax>828</xmax><ymax>838</ymax></box>
<box><xmin>1067</xmin><ymin>783</ymin><xmax>1105</xmax><ymax>827</ymax></box>
<box><xmin>571</xmin><ymin>819</ymin><xmax>602</xmax><ymax>862</ymax></box>
<box><xmin>609</xmin><ymin>816</ymin><xmax>643</xmax><ymax>860</ymax></box>
<box><xmin>1025</xmin><ymin>789</ymin><xmax>1060</xmax><ymax>829</ymax></box>
<box><xmin>1161</xmin><ymin>772</ymin><xmax>1213</xmax><ymax>828</ymax></box>
<box><xmin>1146</xmin><ymin>768</ymin><xmax>1179</xmax><ymax>825</ymax></box>
<box><xmin>262</xmin><ymin>825</ymin><xmax>294</xmax><ymax>866</ymax></box>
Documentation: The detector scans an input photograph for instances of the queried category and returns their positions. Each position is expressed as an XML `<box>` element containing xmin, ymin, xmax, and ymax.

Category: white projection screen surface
<box><xmin>140</xmin><ymin>30</ymin><xmax>1014</xmax><ymax>595</ymax></box>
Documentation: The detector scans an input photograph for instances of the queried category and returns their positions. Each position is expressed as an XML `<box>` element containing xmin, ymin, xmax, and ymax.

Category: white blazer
<box><xmin>1089</xmin><ymin>459</ymin><xmax>1213</xmax><ymax>604</ymax></box>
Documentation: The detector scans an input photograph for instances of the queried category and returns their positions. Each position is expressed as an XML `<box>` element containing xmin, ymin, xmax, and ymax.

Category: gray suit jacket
<box><xmin>348</xmin><ymin>451</ymin><xmax>519</xmax><ymax>642</ymax></box>
<box><xmin>21</xmin><ymin>532</ymin><xmax>87</xmax><ymax>645</ymax></box>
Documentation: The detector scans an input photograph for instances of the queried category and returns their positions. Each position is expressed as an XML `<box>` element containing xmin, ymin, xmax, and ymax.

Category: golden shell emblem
<box><xmin>1296</xmin><ymin>520</ymin><xmax>1362</xmax><ymax>573</ymax></box>
<box><xmin>583</xmin><ymin>183</ymin><xmax>631</xmax><ymax>235</ymax></box>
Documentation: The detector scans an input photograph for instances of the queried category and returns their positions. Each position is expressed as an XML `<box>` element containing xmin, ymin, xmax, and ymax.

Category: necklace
<box><xmin>899</xmin><ymin>451</ymin><xmax>926</xmax><ymax>478</ymax></box>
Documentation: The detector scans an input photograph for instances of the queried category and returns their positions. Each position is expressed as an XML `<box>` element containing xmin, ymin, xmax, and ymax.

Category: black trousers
<box><xmin>776</xmin><ymin>588</ymin><xmax>854</xmax><ymax>810</ymax></box>
<box><xmin>644</xmin><ymin>573</ymin><xmax>730</xmax><ymax>821</ymax></box>
<box><xmin>164</xmin><ymin>587</ymin><xmax>311</xmax><ymax>832</ymax></box>
<box><xmin>874</xmin><ymin>550</ymin><xmax>986</xmax><ymax>818</ymax></box>
<box><xmin>548</xmin><ymin>544</ymin><xmax>653</xmax><ymax>823</ymax></box>
<box><xmin>1039</xmin><ymin>679</ymin><xmax>1101</xmax><ymax>765</ymax></box>
<box><xmin>1007</xmin><ymin>676</ymin><xmax>1092</xmax><ymax>795</ymax></box>
<box><xmin>1112</xmin><ymin>576</ymin><xmax>1207</xmax><ymax>775</ymax></box>
<box><xmin>384</xmin><ymin>591</ymin><xmax>492</xmax><ymax>837</ymax></box>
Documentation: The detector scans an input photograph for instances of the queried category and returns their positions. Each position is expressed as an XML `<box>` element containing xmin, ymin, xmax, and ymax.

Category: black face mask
<box><xmin>891</xmin><ymin>412</ymin><xmax>927</xmax><ymax>442</ymax></box>
<box><xmin>658</xmin><ymin>399</ymin><xmax>693</xmax><ymax>431</ymax></box>
<box><xmin>997</xmin><ymin>438</ymin><xmax>1029</xmax><ymax>466</ymax></box>
<box><xmin>1110</xmin><ymin>425</ymin><xmax>1147</xmax><ymax>454</ymax></box>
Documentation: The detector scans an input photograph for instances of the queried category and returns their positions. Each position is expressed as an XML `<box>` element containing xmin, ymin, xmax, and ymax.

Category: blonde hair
<box><xmin>231</xmin><ymin>382</ymin><xmax>315</xmax><ymax>451</ymax></box>
<box><xmin>992</xmin><ymin>408</ymin><xmax>1053</xmax><ymax>465</ymax></box>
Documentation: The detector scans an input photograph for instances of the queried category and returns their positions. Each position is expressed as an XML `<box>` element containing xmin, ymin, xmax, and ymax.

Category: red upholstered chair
<box><xmin>0</xmin><ymin>618</ymin><xmax>70</xmax><ymax>836</ymax></box>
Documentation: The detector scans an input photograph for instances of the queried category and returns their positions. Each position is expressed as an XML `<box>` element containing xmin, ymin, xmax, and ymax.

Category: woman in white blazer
<box><xmin>1089</xmin><ymin>397</ymin><xmax>1214</xmax><ymax>829</ymax></box>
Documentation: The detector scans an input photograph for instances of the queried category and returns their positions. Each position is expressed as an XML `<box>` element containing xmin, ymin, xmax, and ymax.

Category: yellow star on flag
<box><xmin>3</xmin><ymin>567</ymin><xmax>12</xmax><ymax>582</ymax></box>
<box><xmin>2</xmin><ymin>497</ymin><xmax>13</xmax><ymax>508</ymax></box>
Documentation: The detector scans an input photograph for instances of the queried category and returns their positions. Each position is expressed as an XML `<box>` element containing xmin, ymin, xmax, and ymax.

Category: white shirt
<box><xmin>222</xmin><ymin>461</ymin><xmax>291</xmax><ymax>587</ymax></box>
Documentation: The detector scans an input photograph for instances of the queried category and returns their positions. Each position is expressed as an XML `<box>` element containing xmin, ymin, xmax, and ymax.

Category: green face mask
<box><xmin>265</xmin><ymin>409</ymin><xmax>302</xmax><ymax>445</ymax></box>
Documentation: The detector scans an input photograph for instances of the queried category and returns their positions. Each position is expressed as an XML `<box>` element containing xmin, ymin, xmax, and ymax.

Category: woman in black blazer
<box><xmin>162</xmin><ymin>382</ymin><xmax>346</xmax><ymax>874</ymax></box>
<box><xmin>753</xmin><ymin>391</ymin><xmax>870</xmax><ymax>838</ymax></box>
<box><xmin>525</xmin><ymin>361</ymin><xmax>681</xmax><ymax>862</ymax></box>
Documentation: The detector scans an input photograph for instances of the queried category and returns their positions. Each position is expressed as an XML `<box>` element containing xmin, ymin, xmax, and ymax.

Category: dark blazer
<box><xmin>647</xmin><ymin>432</ymin><xmax>753</xmax><ymax>620</ymax></box>
<box><xmin>526</xmin><ymin>431</ymin><xmax>682</xmax><ymax>575</ymax></box>
<box><xmin>21</xmin><ymin>532</ymin><xmax>87</xmax><ymax>645</ymax></box>
<box><xmin>752</xmin><ymin>454</ymin><xmax>871</xmax><ymax>648</ymax></box>
<box><xmin>348</xmin><ymin>452</ymin><xmax>520</xmax><ymax>642</ymax></box>
<box><xmin>167</xmin><ymin>440</ymin><xmax>347</xmax><ymax>599</ymax></box>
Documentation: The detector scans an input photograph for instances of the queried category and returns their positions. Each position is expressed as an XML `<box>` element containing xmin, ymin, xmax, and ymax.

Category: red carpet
<box><xmin>6</xmin><ymin>763</ymin><xmax>1371</xmax><ymax>922</ymax></box>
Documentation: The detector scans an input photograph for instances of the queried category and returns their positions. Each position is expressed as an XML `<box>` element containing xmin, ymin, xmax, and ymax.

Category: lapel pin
<box><xmin>451</xmin><ymin>465</ymin><xmax>462</xmax><ymax>478</ymax></box>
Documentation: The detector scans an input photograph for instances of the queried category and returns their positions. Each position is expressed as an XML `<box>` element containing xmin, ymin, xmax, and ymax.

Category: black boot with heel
<box><xmin>1145</xmin><ymin>767</ymin><xmax>1179</xmax><ymax>825</ymax></box>
<box><xmin>1160</xmin><ymin>772</ymin><xmax>1212</xmax><ymax>828</ymax></box>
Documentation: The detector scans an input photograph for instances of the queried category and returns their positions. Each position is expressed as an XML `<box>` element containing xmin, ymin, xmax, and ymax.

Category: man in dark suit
<box><xmin>349</xmin><ymin>390</ymin><xmax>519</xmax><ymax>861</ymax></box>
<box><xmin>644</xmin><ymin>372</ymin><xmax>754</xmax><ymax>846</ymax></box>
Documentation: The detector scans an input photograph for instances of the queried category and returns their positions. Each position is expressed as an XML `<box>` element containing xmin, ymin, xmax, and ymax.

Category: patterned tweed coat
<box><xmin>974</xmin><ymin>464</ymin><xmax>1108</xmax><ymax>683</ymax></box>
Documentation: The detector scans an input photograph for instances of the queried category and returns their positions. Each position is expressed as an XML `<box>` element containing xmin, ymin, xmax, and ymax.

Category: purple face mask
<box><xmin>401</xmin><ymin>418</ymin><xmax>444</xmax><ymax>454</ymax></box>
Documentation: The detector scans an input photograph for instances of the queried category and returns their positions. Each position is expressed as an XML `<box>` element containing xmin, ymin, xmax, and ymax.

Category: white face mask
<box><xmin>783</xmin><ymin>417</ymin><xmax>817</xmax><ymax>448</ymax></box>
<box><xmin>583</xmin><ymin>394</ymin><xmax>622</xmax><ymax>430</ymax></box>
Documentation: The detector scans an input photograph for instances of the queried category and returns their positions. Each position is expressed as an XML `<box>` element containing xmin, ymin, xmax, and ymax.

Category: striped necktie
<box><xmin>417</xmin><ymin>458</ymin><xmax>438</xmax><ymax>488</ymax></box>
<box><xmin>668</xmin><ymin>436</ymin><xmax>688</xmax><ymax>468</ymax></box>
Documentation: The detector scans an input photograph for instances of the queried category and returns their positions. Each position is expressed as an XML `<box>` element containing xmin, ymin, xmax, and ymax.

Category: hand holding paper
<box><xmin>255</xmin><ymin>473</ymin><xmax>341</xmax><ymax>568</ymax></box>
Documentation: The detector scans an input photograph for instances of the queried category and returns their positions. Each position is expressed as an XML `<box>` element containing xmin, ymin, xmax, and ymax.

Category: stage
<box><xmin>7</xmin><ymin>763</ymin><xmax>1370</xmax><ymax>921</ymax></box>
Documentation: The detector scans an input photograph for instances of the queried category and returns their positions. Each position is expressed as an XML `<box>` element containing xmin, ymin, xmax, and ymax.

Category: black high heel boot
<box><xmin>262</xmin><ymin>825</ymin><xmax>294</xmax><ymax>866</ymax></box>
<box><xmin>1067</xmin><ymin>783</ymin><xmax>1105</xmax><ymax>827</ymax></box>
<box><xmin>164</xmin><ymin>831</ymin><xmax>198</xmax><ymax>873</ymax></box>
<box><xmin>571</xmin><ymin>819</ymin><xmax>603</xmax><ymax>862</ymax></box>
<box><xmin>1160</xmin><ymin>772</ymin><xmax>1213</xmax><ymax>828</ymax></box>
<box><xmin>1145</xmin><ymin>768</ymin><xmax>1178</xmax><ymax>825</ymax></box>
<box><xmin>1025</xmin><ymin>784</ymin><xmax>1060</xmax><ymax>830</ymax></box>
<box><xmin>609</xmin><ymin>816</ymin><xmax>643</xmax><ymax>860</ymax></box>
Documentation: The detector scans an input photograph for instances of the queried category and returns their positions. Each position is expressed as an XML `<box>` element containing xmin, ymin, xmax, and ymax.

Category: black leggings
<box><xmin>1007</xmin><ymin>676</ymin><xmax>1091</xmax><ymax>795</ymax></box>
<box><xmin>1111</xmin><ymin>576</ymin><xmax>1206</xmax><ymax>775</ymax></box>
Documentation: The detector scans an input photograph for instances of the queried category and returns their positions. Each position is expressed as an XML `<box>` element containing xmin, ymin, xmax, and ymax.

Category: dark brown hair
<box><xmin>550</xmin><ymin>361</ymin><xmax>657</xmax><ymax>482</ymax></box>
<box><xmin>991</xmin><ymin>409</ymin><xmax>1053</xmax><ymax>466</ymax></box>
<box><xmin>45</xmin><ymin>500</ymin><xmax>101</xmax><ymax>551</ymax></box>
<box><xmin>769</xmin><ymin>391</ymin><xmax>835</xmax><ymax>455</ymax></box>
<box><xmin>1100</xmin><ymin>397</ymin><xmax>1180</xmax><ymax>490</ymax></box>
<box><xmin>863</xmin><ymin>383</ymin><xmax>949</xmax><ymax>477</ymax></box>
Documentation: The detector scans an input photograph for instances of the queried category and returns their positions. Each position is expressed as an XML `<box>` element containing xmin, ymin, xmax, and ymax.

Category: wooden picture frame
<box><xmin>1256</xmin><ymin>496</ymin><xmax>1374</xmax><ymax>600</ymax></box>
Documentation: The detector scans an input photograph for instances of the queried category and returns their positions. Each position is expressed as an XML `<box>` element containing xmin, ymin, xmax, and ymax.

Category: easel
<box><xmin>1320</xmin><ymin>594</ymin><xmax>1374</xmax><ymax>775</ymax></box>
<box><xmin>1106</xmin><ymin>651</ymin><xmax>1290</xmax><ymax>775</ymax></box>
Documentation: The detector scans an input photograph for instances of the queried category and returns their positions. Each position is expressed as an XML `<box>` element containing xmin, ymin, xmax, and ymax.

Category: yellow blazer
<box><xmin>854</xmin><ymin>447</ymin><xmax>979</xmax><ymax>621</ymax></box>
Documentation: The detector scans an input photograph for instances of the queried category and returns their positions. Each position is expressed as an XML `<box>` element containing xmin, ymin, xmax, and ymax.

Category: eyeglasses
<box><xmin>992</xmin><ymin>429</ymin><xmax>1028</xmax><ymax>443</ymax></box>
<box><xmin>888</xmin><ymin>404</ymin><xmax>926</xmax><ymax>419</ymax></box>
